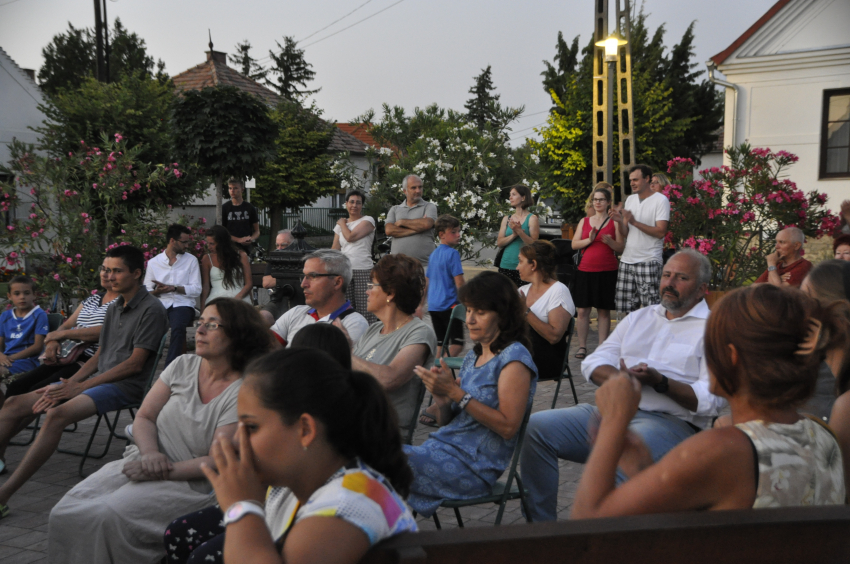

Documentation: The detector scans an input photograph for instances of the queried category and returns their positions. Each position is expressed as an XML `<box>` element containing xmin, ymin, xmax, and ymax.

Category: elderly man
<box><xmin>270</xmin><ymin>249</ymin><xmax>368</xmax><ymax>347</ymax></box>
<box><xmin>520</xmin><ymin>250</ymin><xmax>725</xmax><ymax>522</ymax></box>
<box><xmin>0</xmin><ymin>246</ymin><xmax>167</xmax><ymax>516</ymax></box>
<box><xmin>385</xmin><ymin>174</ymin><xmax>439</xmax><ymax>267</ymax></box>
<box><xmin>143</xmin><ymin>224</ymin><xmax>202</xmax><ymax>366</ymax></box>
<box><xmin>221</xmin><ymin>178</ymin><xmax>259</xmax><ymax>255</ymax></box>
<box><xmin>610</xmin><ymin>164</ymin><xmax>670</xmax><ymax>313</ymax></box>
<box><xmin>259</xmin><ymin>230</ymin><xmax>295</xmax><ymax>327</ymax></box>
<box><xmin>755</xmin><ymin>227</ymin><xmax>812</xmax><ymax>288</ymax></box>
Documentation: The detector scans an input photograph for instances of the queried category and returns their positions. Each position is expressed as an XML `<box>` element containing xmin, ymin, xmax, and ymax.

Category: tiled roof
<box><xmin>336</xmin><ymin>123</ymin><xmax>381</xmax><ymax>149</ymax></box>
<box><xmin>172</xmin><ymin>50</ymin><xmax>281</xmax><ymax>106</ymax></box>
<box><xmin>172</xmin><ymin>51</ymin><xmax>367</xmax><ymax>155</ymax></box>
<box><xmin>711</xmin><ymin>0</ymin><xmax>791</xmax><ymax>65</ymax></box>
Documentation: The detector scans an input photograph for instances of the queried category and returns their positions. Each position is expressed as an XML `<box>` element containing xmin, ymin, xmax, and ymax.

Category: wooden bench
<box><xmin>361</xmin><ymin>506</ymin><xmax>850</xmax><ymax>564</ymax></box>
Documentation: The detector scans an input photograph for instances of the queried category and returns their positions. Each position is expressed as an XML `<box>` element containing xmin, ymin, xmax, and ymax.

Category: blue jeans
<box><xmin>520</xmin><ymin>404</ymin><xmax>697</xmax><ymax>521</ymax></box>
<box><xmin>165</xmin><ymin>306</ymin><xmax>195</xmax><ymax>367</ymax></box>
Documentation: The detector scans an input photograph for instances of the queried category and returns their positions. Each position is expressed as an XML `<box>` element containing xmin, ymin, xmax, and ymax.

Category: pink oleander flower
<box><xmin>53</xmin><ymin>274</ymin><xmax>60</xmax><ymax>281</ymax></box>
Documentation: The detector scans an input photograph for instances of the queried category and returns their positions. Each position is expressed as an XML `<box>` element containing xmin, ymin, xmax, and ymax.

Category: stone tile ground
<box><xmin>0</xmin><ymin>317</ymin><xmax>609</xmax><ymax>559</ymax></box>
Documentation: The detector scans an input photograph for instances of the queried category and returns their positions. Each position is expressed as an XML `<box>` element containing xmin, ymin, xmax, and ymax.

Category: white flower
<box><xmin>531</xmin><ymin>154</ymin><xmax>540</xmax><ymax>164</ymax></box>
<box><xmin>379</xmin><ymin>147</ymin><xmax>393</xmax><ymax>156</ymax></box>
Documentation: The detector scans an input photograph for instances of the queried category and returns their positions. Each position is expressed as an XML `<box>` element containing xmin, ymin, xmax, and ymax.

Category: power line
<box><xmin>514</xmin><ymin>109</ymin><xmax>550</xmax><ymax>120</ymax></box>
<box><xmin>0</xmin><ymin>0</ymin><xmax>30</xmax><ymax>7</ymax></box>
<box><xmin>509</xmin><ymin>122</ymin><xmax>548</xmax><ymax>141</ymax></box>
<box><xmin>298</xmin><ymin>0</ymin><xmax>376</xmax><ymax>43</ymax></box>
<box><xmin>302</xmin><ymin>0</ymin><xmax>408</xmax><ymax>48</ymax></box>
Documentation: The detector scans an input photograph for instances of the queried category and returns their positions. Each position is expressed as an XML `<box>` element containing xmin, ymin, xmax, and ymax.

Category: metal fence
<box><xmin>258</xmin><ymin>207</ymin><xmax>347</xmax><ymax>235</ymax></box>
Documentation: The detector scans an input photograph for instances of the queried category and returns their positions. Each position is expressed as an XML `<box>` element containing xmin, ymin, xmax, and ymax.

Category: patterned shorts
<box><xmin>615</xmin><ymin>261</ymin><xmax>662</xmax><ymax>313</ymax></box>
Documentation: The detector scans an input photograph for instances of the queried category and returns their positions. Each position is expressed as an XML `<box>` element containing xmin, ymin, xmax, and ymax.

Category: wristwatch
<box><xmin>458</xmin><ymin>392</ymin><xmax>473</xmax><ymax>410</ymax></box>
<box><xmin>767</xmin><ymin>266</ymin><xmax>777</xmax><ymax>272</ymax></box>
<box><xmin>653</xmin><ymin>375</ymin><xmax>670</xmax><ymax>394</ymax></box>
<box><xmin>222</xmin><ymin>501</ymin><xmax>265</xmax><ymax>526</ymax></box>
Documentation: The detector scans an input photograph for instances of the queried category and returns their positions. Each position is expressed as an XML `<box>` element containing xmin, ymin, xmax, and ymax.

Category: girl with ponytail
<box><xmin>573</xmin><ymin>284</ymin><xmax>846</xmax><ymax>519</ymax></box>
<box><xmin>166</xmin><ymin>346</ymin><xmax>416</xmax><ymax>564</ymax></box>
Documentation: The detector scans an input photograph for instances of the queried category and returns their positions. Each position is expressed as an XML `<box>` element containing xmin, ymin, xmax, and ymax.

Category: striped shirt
<box><xmin>76</xmin><ymin>293</ymin><xmax>119</xmax><ymax>356</ymax></box>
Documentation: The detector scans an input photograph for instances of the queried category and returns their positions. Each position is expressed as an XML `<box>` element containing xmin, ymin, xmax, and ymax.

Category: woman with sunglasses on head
<box><xmin>333</xmin><ymin>190</ymin><xmax>377</xmax><ymax>323</ymax></box>
<box><xmin>48</xmin><ymin>298</ymin><xmax>273</xmax><ymax>564</ymax></box>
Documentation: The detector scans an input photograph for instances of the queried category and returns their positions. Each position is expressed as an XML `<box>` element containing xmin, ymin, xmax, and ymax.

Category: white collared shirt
<box><xmin>143</xmin><ymin>251</ymin><xmax>202</xmax><ymax>309</ymax></box>
<box><xmin>581</xmin><ymin>299</ymin><xmax>725</xmax><ymax>428</ymax></box>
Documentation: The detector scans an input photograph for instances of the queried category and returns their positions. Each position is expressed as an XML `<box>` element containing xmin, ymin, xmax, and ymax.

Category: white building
<box><xmin>709</xmin><ymin>0</ymin><xmax>850</xmax><ymax>205</ymax></box>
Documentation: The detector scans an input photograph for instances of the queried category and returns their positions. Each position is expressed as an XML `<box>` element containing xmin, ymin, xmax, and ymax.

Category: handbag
<box><xmin>573</xmin><ymin>217</ymin><xmax>610</xmax><ymax>268</ymax></box>
<box><xmin>56</xmin><ymin>339</ymin><xmax>88</xmax><ymax>365</ymax></box>
<box><xmin>493</xmin><ymin>245</ymin><xmax>505</xmax><ymax>269</ymax></box>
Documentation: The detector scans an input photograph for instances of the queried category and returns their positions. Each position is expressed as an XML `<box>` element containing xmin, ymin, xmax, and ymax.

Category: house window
<box><xmin>821</xmin><ymin>89</ymin><xmax>850</xmax><ymax>179</ymax></box>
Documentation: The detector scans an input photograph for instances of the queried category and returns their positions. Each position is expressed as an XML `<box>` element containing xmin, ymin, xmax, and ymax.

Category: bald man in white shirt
<box><xmin>520</xmin><ymin>250</ymin><xmax>726</xmax><ymax>521</ymax></box>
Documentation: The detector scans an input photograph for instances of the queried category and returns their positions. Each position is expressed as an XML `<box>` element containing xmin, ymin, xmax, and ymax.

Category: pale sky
<box><xmin>0</xmin><ymin>0</ymin><xmax>778</xmax><ymax>144</ymax></box>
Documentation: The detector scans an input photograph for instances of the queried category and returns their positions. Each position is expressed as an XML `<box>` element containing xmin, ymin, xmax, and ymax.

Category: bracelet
<box><xmin>458</xmin><ymin>392</ymin><xmax>473</xmax><ymax>411</ymax></box>
<box><xmin>222</xmin><ymin>500</ymin><xmax>265</xmax><ymax>526</ymax></box>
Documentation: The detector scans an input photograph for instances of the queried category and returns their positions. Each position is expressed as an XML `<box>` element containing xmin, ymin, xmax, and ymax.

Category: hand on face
<box><xmin>202</xmin><ymin>423</ymin><xmax>267</xmax><ymax>512</ymax></box>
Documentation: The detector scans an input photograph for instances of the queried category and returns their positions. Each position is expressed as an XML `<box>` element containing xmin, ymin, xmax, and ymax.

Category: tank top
<box><xmin>501</xmin><ymin>213</ymin><xmax>532</xmax><ymax>270</ymax></box>
<box><xmin>577</xmin><ymin>217</ymin><xmax>618</xmax><ymax>272</ymax></box>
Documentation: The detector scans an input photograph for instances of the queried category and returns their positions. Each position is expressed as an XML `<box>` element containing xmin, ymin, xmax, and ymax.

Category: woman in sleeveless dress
<box><xmin>571</xmin><ymin>184</ymin><xmax>622</xmax><ymax>359</ymax></box>
<box><xmin>496</xmin><ymin>185</ymin><xmax>539</xmax><ymax>287</ymax></box>
<box><xmin>201</xmin><ymin>225</ymin><xmax>252</xmax><ymax>308</ymax></box>
<box><xmin>571</xmin><ymin>284</ymin><xmax>847</xmax><ymax>519</ymax></box>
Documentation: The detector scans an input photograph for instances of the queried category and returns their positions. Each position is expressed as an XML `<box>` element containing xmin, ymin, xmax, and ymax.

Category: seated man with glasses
<box><xmin>0</xmin><ymin>245</ymin><xmax>168</xmax><ymax>518</ymax></box>
<box><xmin>144</xmin><ymin>224</ymin><xmax>202</xmax><ymax>367</ymax></box>
<box><xmin>270</xmin><ymin>249</ymin><xmax>368</xmax><ymax>347</ymax></box>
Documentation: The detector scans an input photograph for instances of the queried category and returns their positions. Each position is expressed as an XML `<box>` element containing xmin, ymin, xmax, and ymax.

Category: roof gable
<box><xmin>172</xmin><ymin>50</ymin><xmax>281</xmax><ymax>107</ymax></box>
<box><xmin>712</xmin><ymin>0</ymin><xmax>850</xmax><ymax>65</ymax></box>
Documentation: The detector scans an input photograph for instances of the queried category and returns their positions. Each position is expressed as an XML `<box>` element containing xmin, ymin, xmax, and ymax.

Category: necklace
<box><xmin>384</xmin><ymin>315</ymin><xmax>414</xmax><ymax>334</ymax></box>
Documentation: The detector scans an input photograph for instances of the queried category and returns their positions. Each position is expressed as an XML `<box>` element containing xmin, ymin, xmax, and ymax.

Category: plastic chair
<box><xmin>57</xmin><ymin>333</ymin><xmax>168</xmax><ymax>477</ymax></box>
<box><xmin>47</xmin><ymin>312</ymin><xmax>64</xmax><ymax>332</ymax></box>
<box><xmin>432</xmin><ymin>405</ymin><xmax>533</xmax><ymax>529</ymax></box>
<box><xmin>546</xmin><ymin>317</ymin><xmax>578</xmax><ymax>409</ymax></box>
<box><xmin>439</xmin><ymin>304</ymin><xmax>466</xmax><ymax>373</ymax></box>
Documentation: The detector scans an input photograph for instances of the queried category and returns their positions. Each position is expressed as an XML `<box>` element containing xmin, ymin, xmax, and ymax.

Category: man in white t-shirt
<box><xmin>610</xmin><ymin>164</ymin><xmax>670</xmax><ymax>313</ymax></box>
<box><xmin>270</xmin><ymin>249</ymin><xmax>369</xmax><ymax>347</ymax></box>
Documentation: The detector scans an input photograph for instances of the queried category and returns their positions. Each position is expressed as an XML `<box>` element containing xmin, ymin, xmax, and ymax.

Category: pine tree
<box><xmin>464</xmin><ymin>65</ymin><xmax>502</xmax><ymax>131</ymax></box>
<box><xmin>264</xmin><ymin>37</ymin><xmax>320</xmax><ymax>101</ymax></box>
<box><xmin>541</xmin><ymin>32</ymin><xmax>580</xmax><ymax>115</ymax></box>
<box><xmin>228</xmin><ymin>40</ymin><xmax>267</xmax><ymax>82</ymax></box>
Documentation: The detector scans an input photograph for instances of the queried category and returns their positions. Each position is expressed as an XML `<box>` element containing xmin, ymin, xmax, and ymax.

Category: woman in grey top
<box><xmin>346</xmin><ymin>255</ymin><xmax>436</xmax><ymax>436</ymax></box>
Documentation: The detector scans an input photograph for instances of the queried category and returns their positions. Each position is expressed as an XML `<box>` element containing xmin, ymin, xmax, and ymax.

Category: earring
<box><xmin>386</xmin><ymin>298</ymin><xmax>390</xmax><ymax>304</ymax></box>
<box><xmin>302</xmin><ymin>445</ymin><xmax>308</xmax><ymax>452</ymax></box>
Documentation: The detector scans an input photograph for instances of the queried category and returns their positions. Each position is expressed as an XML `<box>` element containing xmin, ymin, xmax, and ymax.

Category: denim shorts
<box><xmin>81</xmin><ymin>383</ymin><xmax>133</xmax><ymax>415</ymax></box>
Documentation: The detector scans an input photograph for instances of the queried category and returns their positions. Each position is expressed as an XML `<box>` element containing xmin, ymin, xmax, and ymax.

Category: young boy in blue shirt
<box><xmin>426</xmin><ymin>215</ymin><xmax>465</xmax><ymax>358</ymax></box>
<box><xmin>0</xmin><ymin>275</ymin><xmax>48</xmax><ymax>379</ymax></box>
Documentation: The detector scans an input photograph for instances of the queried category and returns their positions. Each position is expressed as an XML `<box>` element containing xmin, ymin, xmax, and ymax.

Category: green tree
<box><xmin>228</xmin><ymin>40</ymin><xmax>268</xmax><ymax>82</ymax></box>
<box><xmin>540</xmin><ymin>32</ymin><xmax>580</xmax><ymax>116</ymax></box>
<box><xmin>170</xmin><ymin>86</ymin><xmax>277</xmax><ymax>223</ymax></box>
<box><xmin>265</xmin><ymin>37</ymin><xmax>320</xmax><ymax>101</ymax></box>
<box><xmin>252</xmin><ymin>100</ymin><xmax>340</xmax><ymax>240</ymax></box>
<box><xmin>532</xmin><ymin>10</ymin><xmax>723</xmax><ymax>221</ymax></box>
<box><xmin>37</xmin><ymin>18</ymin><xmax>166</xmax><ymax>97</ymax></box>
<box><xmin>464</xmin><ymin>65</ymin><xmax>504</xmax><ymax>131</ymax></box>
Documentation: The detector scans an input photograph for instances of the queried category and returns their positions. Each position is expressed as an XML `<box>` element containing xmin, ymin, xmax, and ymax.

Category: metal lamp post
<box><xmin>592</xmin><ymin>0</ymin><xmax>636</xmax><ymax>203</ymax></box>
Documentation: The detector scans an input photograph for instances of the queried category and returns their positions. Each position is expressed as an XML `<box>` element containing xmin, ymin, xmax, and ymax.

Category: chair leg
<box><xmin>453</xmin><ymin>507</ymin><xmax>464</xmax><ymax>528</ymax></box>
<box><xmin>567</xmin><ymin>369</ymin><xmax>579</xmax><ymax>405</ymax></box>
<box><xmin>432</xmin><ymin>512</ymin><xmax>441</xmax><ymax>530</ymax></box>
<box><xmin>515</xmin><ymin>475</ymin><xmax>532</xmax><ymax>523</ymax></box>
<box><xmin>9</xmin><ymin>414</ymin><xmax>41</xmax><ymax>446</ymax></box>
<box><xmin>551</xmin><ymin>376</ymin><xmax>562</xmax><ymax>410</ymax></box>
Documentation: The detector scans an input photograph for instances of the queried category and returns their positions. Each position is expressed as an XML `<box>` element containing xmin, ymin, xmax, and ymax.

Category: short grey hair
<box><xmin>781</xmin><ymin>226</ymin><xmax>805</xmax><ymax>245</ymax></box>
<box><xmin>673</xmin><ymin>249</ymin><xmax>712</xmax><ymax>286</ymax></box>
<box><xmin>303</xmin><ymin>249</ymin><xmax>352</xmax><ymax>293</ymax></box>
<box><xmin>277</xmin><ymin>229</ymin><xmax>292</xmax><ymax>239</ymax></box>
<box><xmin>402</xmin><ymin>174</ymin><xmax>423</xmax><ymax>191</ymax></box>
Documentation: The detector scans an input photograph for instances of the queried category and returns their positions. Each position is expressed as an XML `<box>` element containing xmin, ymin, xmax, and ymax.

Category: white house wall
<box><xmin>0</xmin><ymin>47</ymin><xmax>44</xmax><ymax>170</ymax></box>
<box><xmin>716</xmin><ymin>0</ymin><xmax>850</xmax><ymax>208</ymax></box>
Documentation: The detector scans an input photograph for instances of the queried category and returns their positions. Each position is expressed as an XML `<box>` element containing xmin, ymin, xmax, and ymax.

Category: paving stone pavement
<box><xmin>0</xmin><ymin>318</ymin><xmax>610</xmax><ymax>558</ymax></box>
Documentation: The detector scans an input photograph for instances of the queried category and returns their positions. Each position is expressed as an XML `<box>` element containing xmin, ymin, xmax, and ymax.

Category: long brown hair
<box><xmin>206</xmin><ymin>225</ymin><xmax>242</xmax><ymax>290</ymax></box>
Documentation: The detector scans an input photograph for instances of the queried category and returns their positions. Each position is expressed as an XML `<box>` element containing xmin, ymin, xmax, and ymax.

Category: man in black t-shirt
<box><xmin>221</xmin><ymin>178</ymin><xmax>259</xmax><ymax>255</ymax></box>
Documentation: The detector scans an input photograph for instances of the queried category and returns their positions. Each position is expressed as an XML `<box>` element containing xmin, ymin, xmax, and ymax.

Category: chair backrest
<box><xmin>560</xmin><ymin>316</ymin><xmax>576</xmax><ymax>374</ymax></box>
<box><xmin>402</xmin><ymin>378</ymin><xmax>428</xmax><ymax>445</ymax></box>
<box><xmin>142</xmin><ymin>333</ymin><xmax>169</xmax><ymax>395</ymax></box>
<box><xmin>499</xmin><ymin>403</ymin><xmax>533</xmax><ymax>500</ymax></box>
<box><xmin>440</xmin><ymin>304</ymin><xmax>467</xmax><ymax>357</ymax></box>
<box><xmin>47</xmin><ymin>312</ymin><xmax>64</xmax><ymax>332</ymax></box>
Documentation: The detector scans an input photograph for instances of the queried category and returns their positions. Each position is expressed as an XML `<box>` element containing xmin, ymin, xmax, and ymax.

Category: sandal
<box><xmin>575</xmin><ymin>347</ymin><xmax>588</xmax><ymax>360</ymax></box>
<box><xmin>419</xmin><ymin>410</ymin><xmax>439</xmax><ymax>428</ymax></box>
<box><xmin>0</xmin><ymin>502</ymin><xmax>8</xmax><ymax>519</ymax></box>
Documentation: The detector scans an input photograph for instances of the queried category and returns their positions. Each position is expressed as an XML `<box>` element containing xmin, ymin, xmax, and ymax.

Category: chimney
<box><xmin>206</xmin><ymin>51</ymin><xmax>228</xmax><ymax>64</ymax></box>
<box><xmin>22</xmin><ymin>69</ymin><xmax>35</xmax><ymax>81</ymax></box>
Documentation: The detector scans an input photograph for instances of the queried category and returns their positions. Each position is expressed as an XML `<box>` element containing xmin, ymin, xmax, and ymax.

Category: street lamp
<box><xmin>592</xmin><ymin>1</ymin><xmax>635</xmax><ymax>202</ymax></box>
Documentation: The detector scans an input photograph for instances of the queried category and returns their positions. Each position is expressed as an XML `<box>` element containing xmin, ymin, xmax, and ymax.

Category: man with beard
<box><xmin>520</xmin><ymin>250</ymin><xmax>726</xmax><ymax>522</ymax></box>
<box><xmin>385</xmin><ymin>174</ymin><xmax>438</xmax><ymax>267</ymax></box>
<box><xmin>755</xmin><ymin>227</ymin><xmax>812</xmax><ymax>288</ymax></box>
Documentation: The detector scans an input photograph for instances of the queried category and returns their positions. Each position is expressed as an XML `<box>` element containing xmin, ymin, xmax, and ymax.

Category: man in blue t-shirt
<box><xmin>0</xmin><ymin>275</ymin><xmax>48</xmax><ymax>381</ymax></box>
<box><xmin>426</xmin><ymin>215</ymin><xmax>466</xmax><ymax>359</ymax></box>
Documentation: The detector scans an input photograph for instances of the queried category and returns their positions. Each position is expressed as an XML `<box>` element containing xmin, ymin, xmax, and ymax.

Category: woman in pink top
<box><xmin>570</xmin><ymin>184</ymin><xmax>622</xmax><ymax>358</ymax></box>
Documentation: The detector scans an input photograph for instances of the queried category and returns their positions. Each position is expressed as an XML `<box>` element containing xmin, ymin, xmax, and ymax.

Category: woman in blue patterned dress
<box><xmin>406</xmin><ymin>271</ymin><xmax>537</xmax><ymax>516</ymax></box>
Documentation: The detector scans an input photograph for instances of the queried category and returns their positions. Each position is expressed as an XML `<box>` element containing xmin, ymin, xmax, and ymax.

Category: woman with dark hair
<box><xmin>291</xmin><ymin>323</ymin><xmax>352</xmax><ymax>369</ymax></box>
<box><xmin>48</xmin><ymin>298</ymin><xmax>274</xmax><ymax>564</ymax></box>
<box><xmin>333</xmin><ymin>190</ymin><xmax>377</xmax><ymax>322</ymax></box>
<box><xmin>168</xmin><ymin>348</ymin><xmax>417</xmax><ymax>564</ymax></box>
<box><xmin>571</xmin><ymin>284</ymin><xmax>846</xmax><ymax>519</ymax></box>
<box><xmin>496</xmin><ymin>185</ymin><xmax>540</xmax><ymax>287</ymax></box>
<box><xmin>404</xmin><ymin>271</ymin><xmax>537</xmax><ymax>516</ymax></box>
<box><xmin>349</xmin><ymin>254</ymin><xmax>437</xmax><ymax>434</ymax></box>
<box><xmin>571</xmin><ymin>184</ymin><xmax>620</xmax><ymax>358</ymax></box>
<box><xmin>833</xmin><ymin>234</ymin><xmax>850</xmax><ymax>261</ymax></box>
<box><xmin>517</xmin><ymin>241</ymin><xmax>575</xmax><ymax>380</ymax></box>
<box><xmin>201</xmin><ymin>225</ymin><xmax>252</xmax><ymax>308</ymax></box>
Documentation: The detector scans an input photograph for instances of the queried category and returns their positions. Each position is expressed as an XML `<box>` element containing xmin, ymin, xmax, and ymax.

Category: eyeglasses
<box><xmin>195</xmin><ymin>321</ymin><xmax>224</xmax><ymax>331</ymax></box>
<box><xmin>99</xmin><ymin>266</ymin><xmax>126</xmax><ymax>275</ymax></box>
<box><xmin>300</xmin><ymin>273</ymin><xmax>340</xmax><ymax>282</ymax></box>
<box><xmin>366</xmin><ymin>283</ymin><xmax>382</xmax><ymax>291</ymax></box>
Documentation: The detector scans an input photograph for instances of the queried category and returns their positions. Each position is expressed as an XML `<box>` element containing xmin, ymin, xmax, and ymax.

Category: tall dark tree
<box><xmin>541</xmin><ymin>32</ymin><xmax>580</xmax><ymax>115</ymax></box>
<box><xmin>265</xmin><ymin>37</ymin><xmax>319</xmax><ymax>101</ymax></box>
<box><xmin>228</xmin><ymin>40</ymin><xmax>268</xmax><ymax>82</ymax></box>
<box><xmin>37</xmin><ymin>18</ymin><xmax>166</xmax><ymax>97</ymax></box>
<box><xmin>464</xmin><ymin>65</ymin><xmax>502</xmax><ymax>131</ymax></box>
